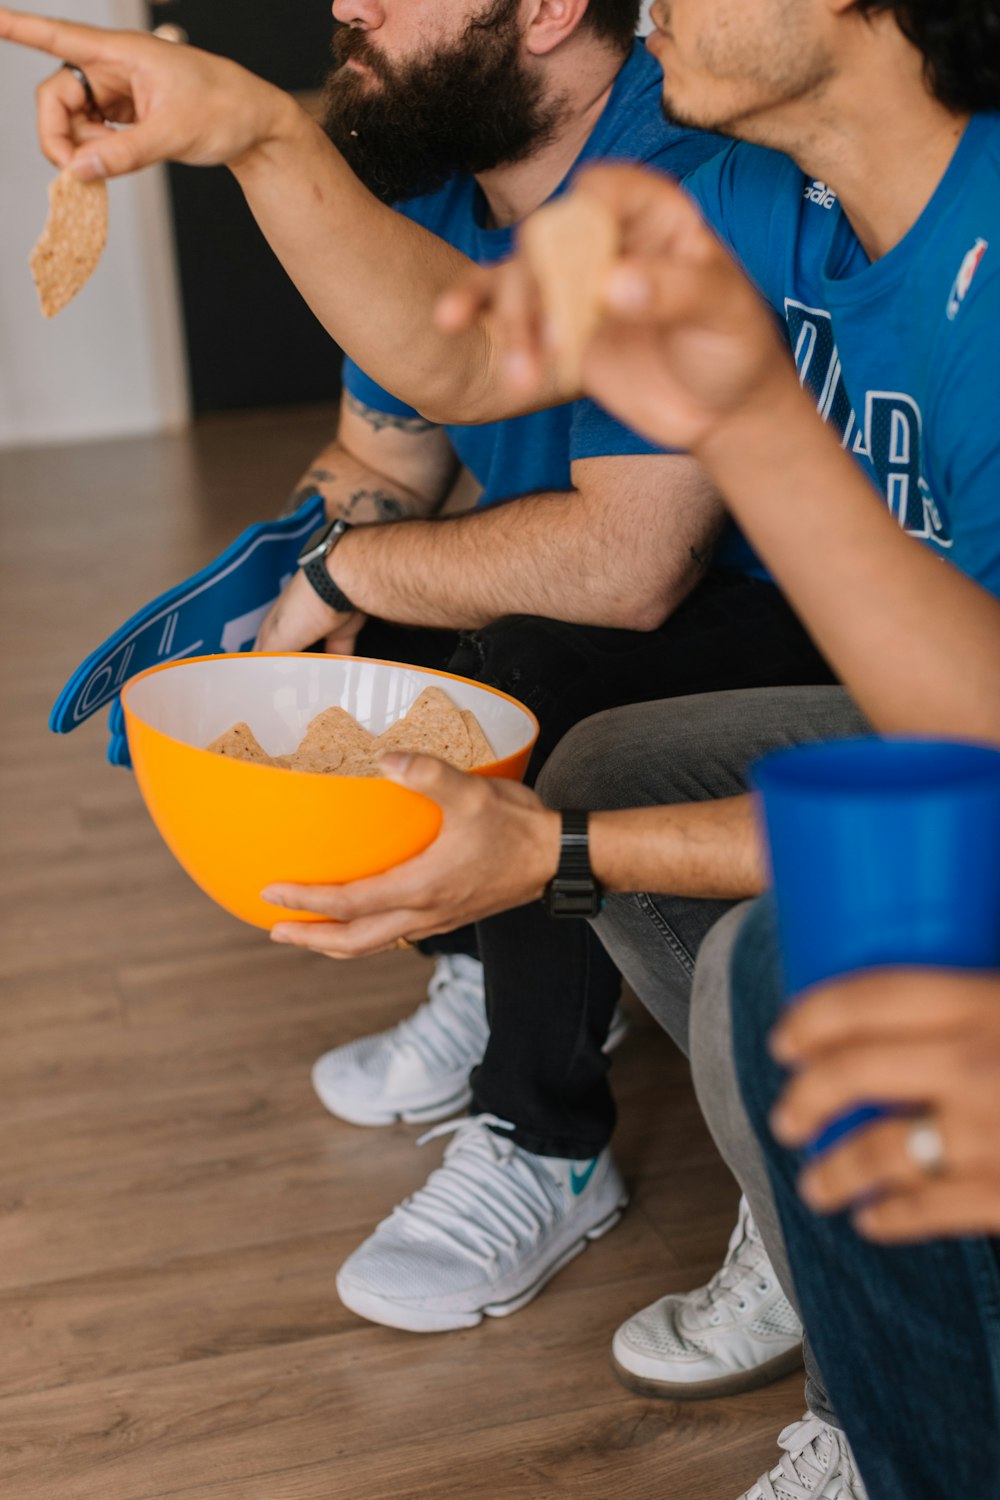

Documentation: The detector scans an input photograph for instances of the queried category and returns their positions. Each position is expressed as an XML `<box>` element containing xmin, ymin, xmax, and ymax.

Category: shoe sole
<box><xmin>337</xmin><ymin>1196</ymin><xmax>628</xmax><ymax>1333</ymax></box>
<box><xmin>312</xmin><ymin>1079</ymin><xmax>474</xmax><ymax>1128</ymax></box>
<box><xmin>315</xmin><ymin>1019</ymin><xmax>627</xmax><ymax>1129</ymax></box>
<box><xmin>610</xmin><ymin>1341</ymin><xmax>804</xmax><ymax>1401</ymax></box>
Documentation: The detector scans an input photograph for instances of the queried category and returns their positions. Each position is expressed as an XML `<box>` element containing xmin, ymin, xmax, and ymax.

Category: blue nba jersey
<box><xmin>685</xmin><ymin>113</ymin><xmax>1000</xmax><ymax>595</ymax></box>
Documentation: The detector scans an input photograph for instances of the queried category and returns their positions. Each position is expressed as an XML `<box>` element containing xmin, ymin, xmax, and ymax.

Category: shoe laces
<box><xmin>386</xmin><ymin>1115</ymin><xmax>568</xmax><ymax>1270</ymax></box>
<box><xmin>686</xmin><ymin>1196</ymin><xmax>775</xmax><ymax>1326</ymax></box>
<box><xmin>755</xmin><ymin>1415</ymin><xmax>864</xmax><ymax>1500</ymax></box>
<box><xmin>385</xmin><ymin>955</ymin><xmax>489</xmax><ymax>1076</ymax></box>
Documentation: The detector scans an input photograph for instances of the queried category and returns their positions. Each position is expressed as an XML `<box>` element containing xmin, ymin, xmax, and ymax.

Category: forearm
<box><xmin>329</xmin><ymin>486</ymin><xmax>704</xmax><ymax>632</ymax></box>
<box><xmin>287</xmin><ymin>438</ymin><xmax>441</xmax><ymax>524</ymax></box>
<box><xmin>231</xmin><ymin>108</ymin><xmax>549</xmax><ymax>424</ymax></box>
<box><xmin>589</xmin><ymin>793</ymin><xmax>765</xmax><ymax>898</ymax></box>
<box><xmin>699</xmin><ymin>373</ymin><xmax>1000</xmax><ymax>744</ymax></box>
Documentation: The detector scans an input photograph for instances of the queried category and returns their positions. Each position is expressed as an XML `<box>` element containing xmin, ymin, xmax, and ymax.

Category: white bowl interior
<box><xmin>125</xmin><ymin>655</ymin><xmax>536</xmax><ymax>761</ymax></box>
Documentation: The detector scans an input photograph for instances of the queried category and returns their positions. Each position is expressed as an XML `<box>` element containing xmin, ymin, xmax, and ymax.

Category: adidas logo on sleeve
<box><xmin>803</xmin><ymin>180</ymin><xmax>837</xmax><ymax>209</ymax></box>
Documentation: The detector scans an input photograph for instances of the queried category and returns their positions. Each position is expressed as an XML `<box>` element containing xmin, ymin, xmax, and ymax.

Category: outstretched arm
<box><xmin>0</xmin><ymin>6</ymin><xmax>561</xmax><ymax>422</ymax></box>
<box><xmin>442</xmin><ymin>165</ymin><xmax>1000</xmax><ymax>744</ymax></box>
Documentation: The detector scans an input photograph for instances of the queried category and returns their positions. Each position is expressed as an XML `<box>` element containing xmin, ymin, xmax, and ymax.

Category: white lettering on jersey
<box><xmin>783</xmin><ymin>300</ymin><xmax>952</xmax><ymax>549</ymax></box>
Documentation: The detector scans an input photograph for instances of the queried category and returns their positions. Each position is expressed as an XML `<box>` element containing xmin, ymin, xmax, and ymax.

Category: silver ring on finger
<box><xmin>904</xmin><ymin>1115</ymin><xmax>947</xmax><ymax>1178</ymax></box>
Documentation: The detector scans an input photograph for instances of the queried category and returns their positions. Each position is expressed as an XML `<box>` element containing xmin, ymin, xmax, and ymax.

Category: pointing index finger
<box><xmin>0</xmin><ymin>7</ymin><xmax>111</xmax><ymax>67</ymax></box>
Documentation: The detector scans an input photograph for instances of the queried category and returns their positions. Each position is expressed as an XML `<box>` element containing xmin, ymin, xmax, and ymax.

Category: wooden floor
<box><xmin>0</xmin><ymin>409</ymin><xmax>803</xmax><ymax>1500</ymax></box>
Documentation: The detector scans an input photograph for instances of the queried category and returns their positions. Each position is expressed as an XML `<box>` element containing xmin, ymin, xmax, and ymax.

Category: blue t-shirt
<box><xmin>685</xmin><ymin>114</ymin><xmax>1000</xmax><ymax>597</ymax></box>
<box><xmin>342</xmin><ymin>43</ymin><xmax>753</xmax><ymax>571</ymax></box>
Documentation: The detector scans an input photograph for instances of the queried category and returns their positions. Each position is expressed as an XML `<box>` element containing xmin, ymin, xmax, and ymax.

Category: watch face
<box><xmin>297</xmin><ymin>521</ymin><xmax>338</xmax><ymax>568</ymax></box>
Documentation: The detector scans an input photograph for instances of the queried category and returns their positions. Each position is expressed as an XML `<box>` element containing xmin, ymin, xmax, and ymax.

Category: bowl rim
<box><xmin>120</xmin><ymin>650</ymin><xmax>541</xmax><ymax>778</ymax></box>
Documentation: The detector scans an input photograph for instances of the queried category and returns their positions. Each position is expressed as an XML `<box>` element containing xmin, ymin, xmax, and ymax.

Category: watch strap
<box><xmin>302</xmin><ymin>555</ymin><xmax>356</xmax><ymax>613</ymax></box>
<box><xmin>298</xmin><ymin>518</ymin><xmax>356</xmax><ymax>613</ymax></box>
<box><xmin>544</xmin><ymin>809</ymin><xmax>604</xmax><ymax>918</ymax></box>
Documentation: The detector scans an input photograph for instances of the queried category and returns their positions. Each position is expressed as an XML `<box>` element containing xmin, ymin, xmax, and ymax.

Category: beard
<box><xmin>321</xmin><ymin>0</ymin><xmax>567</xmax><ymax>204</ymax></box>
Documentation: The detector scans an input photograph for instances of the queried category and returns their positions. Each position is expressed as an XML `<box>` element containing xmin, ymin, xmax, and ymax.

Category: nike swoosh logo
<box><xmin>570</xmin><ymin>1159</ymin><xmax>598</xmax><ymax>1195</ymax></box>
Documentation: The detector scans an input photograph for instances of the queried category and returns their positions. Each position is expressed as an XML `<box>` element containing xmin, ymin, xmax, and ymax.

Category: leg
<box><xmin>731</xmin><ymin>898</ymin><xmax>1000</xmax><ymax>1499</ymax></box>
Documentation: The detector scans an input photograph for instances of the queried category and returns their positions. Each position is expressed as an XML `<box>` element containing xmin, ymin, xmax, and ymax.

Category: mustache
<box><xmin>332</xmin><ymin>25</ymin><xmax>395</xmax><ymax>83</ymax></box>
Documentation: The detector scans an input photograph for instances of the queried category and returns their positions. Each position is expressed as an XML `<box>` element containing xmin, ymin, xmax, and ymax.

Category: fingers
<box><xmin>491</xmin><ymin>250</ymin><xmax>550</xmax><ymax>392</ymax></box>
<box><xmin>434</xmin><ymin>264</ymin><xmax>494</xmax><ymax>333</ymax></box>
<box><xmin>853</xmin><ymin>1176</ymin><xmax>1000</xmax><ymax>1242</ymax></box>
<box><xmin>797</xmin><ymin>1116</ymin><xmax>951</xmax><ymax>1213</ymax></box>
<box><xmin>0</xmin><ymin>7</ymin><xmax>112</xmax><ymax>65</ymax></box>
<box><xmin>573</xmin><ymin>162</ymin><xmax>701</xmax><ymax>252</ymax></box>
<box><xmin>772</xmin><ymin>970</ymin><xmax>1000</xmax><ymax>1063</ymax></box>
<box><xmin>67</xmin><ymin>114</ymin><xmax>177</xmax><ymax>180</ymax></box>
<box><xmin>772</xmin><ymin>1038</ymin><xmax>963</xmax><ymax>1144</ymax></box>
<box><xmin>36</xmin><ymin>67</ymin><xmax>92</xmax><ymax>167</ymax></box>
<box><xmin>270</xmin><ymin>911</ymin><xmax>428</xmax><ymax>958</ymax></box>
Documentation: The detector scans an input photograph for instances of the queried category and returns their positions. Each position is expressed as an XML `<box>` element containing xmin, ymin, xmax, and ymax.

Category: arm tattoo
<box><xmin>344</xmin><ymin>389</ymin><xmax>436</xmax><ymax>435</ymax></box>
<box><xmin>344</xmin><ymin>487</ymin><xmax>409</xmax><ymax>522</ymax></box>
<box><xmin>689</xmin><ymin>544</ymin><xmax>712</xmax><ymax>572</ymax></box>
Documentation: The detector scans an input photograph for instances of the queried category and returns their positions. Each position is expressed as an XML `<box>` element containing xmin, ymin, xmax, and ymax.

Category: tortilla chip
<box><xmin>376</xmin><ymin>686</ymin><xmax>473</xmax><ymax>770</ymax></box>
<box><xmin>30</xmin><ymin>169</ymin><xmax>109</xmax><ymax>319</ymax></box>
<box><xmin>461</xmin><ymin>710</ymin><xmax>495</xmax><ymax>768</ymax></box>
<box><xmin>290</xmin><ymin>705</ymin><xmax>378</xmax><ymax>776</ymax></box>
<box><xmin>520</xmin><ymin>193</ymin><xmax>618</xmax><ymax>390</ymax></box>
<box><xmin>208</xmin><ymin>722</ymin><xmax>275</xmax><ymax>766</ymax></box>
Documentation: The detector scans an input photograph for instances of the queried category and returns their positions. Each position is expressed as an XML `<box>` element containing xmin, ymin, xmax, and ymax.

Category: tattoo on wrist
<box><xmin>345</xmin><ymin>390</ymin><xmax>435</xmax><ymax>434</ymax></box>
<box><xmin>689</xmin><ymin>544</ymin><xmax>711</xmax><ymax>571</ymax></box>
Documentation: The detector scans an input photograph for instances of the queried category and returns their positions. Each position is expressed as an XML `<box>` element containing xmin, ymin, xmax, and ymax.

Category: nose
<box><xmin>332</xmin><ymin>0</ymin><xmax>382</xmax><ymax>26</ymax></box>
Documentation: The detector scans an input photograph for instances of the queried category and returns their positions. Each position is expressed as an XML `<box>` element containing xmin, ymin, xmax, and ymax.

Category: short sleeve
<box><xmin>569</xmin><ymin>398</ymin><xmax>673</xmax><ymax>462</ymax></box>
<box><xmin>341</xmin><ymin>355</ymin><xmax>423</xmax><ymax>420</ymax></box>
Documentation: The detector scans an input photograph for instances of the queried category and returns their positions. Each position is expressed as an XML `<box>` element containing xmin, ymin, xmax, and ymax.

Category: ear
<box><xmin>522</xmin><ymin>0</ymin><xmax>593</xmax><ymax>57</ymax></box>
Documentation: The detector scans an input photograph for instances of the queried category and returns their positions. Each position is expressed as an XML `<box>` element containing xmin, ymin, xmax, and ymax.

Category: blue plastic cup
<box><xmin>752</xmin><ymin>737</ymin><xmax>1000</xmax><ymax>1151</ymax></box>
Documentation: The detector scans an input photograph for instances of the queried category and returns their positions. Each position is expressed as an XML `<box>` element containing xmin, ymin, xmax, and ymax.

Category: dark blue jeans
<box><xmin>730</xmin><ymin>898</ymin><xmax>1000</xmax><ymax>1499</ymax></box>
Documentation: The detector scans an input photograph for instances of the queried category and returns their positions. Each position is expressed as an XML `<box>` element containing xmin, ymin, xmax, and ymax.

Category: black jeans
<box><xmin>361</xmin><ymin>572</ymin><xmax>837</xmax><ymax>1150</ymax></box>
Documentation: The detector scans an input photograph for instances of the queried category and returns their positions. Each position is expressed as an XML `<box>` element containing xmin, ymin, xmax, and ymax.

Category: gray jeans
<box><xmin>537</xmin><ymin>685</ymin><xmax>870</xmax><ymax>1426</ymax></box>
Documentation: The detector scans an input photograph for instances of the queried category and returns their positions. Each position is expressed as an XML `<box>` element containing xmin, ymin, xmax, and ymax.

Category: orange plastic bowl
<box><xmin>121</xmin><ymin>653</ymin><xmax>539</xmax><ymax>930</ymax></box>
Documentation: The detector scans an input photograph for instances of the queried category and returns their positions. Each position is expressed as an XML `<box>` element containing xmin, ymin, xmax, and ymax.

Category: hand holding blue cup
<box><xmin>752</xmin><ymin>737</ymin><xmax>1000</xmax><ymax>1154</ymax></box>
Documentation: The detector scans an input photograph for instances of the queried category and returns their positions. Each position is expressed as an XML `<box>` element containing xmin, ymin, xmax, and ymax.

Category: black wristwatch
<box><xmin>297</xmin><ymin>518</ymin><xmax>357</xmax><ymax>613</ymax></box>
<box><xmin>543</xmin><ymin>810</ymin><xmax>604</xmax><ymax>918</ymax></box>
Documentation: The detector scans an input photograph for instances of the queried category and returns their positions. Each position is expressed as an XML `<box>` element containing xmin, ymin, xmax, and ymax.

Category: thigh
<box><xmin>536</xmin><ymin>684</ymin><xmax>871</xmax><ymax>813</ymax></box>
<box><xmin>447</xmin><ymin>574</ymin><xmax>836</xmax><ymax>780</ymax></box>
<box><xmin>537</xmin><ymin>686</ymin><xmax>870</xmax><ymax>1052</ymax></box>
<box><xmin>355</xmin><ymin>617</ymin><xmax>461</xmax><ymax>674</ymax></box>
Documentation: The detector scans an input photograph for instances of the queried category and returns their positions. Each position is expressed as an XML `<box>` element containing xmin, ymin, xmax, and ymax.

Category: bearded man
<box><xmin>1</xmin><ymin>0</ymin><xmax>835</xmax><ymax>1341</ymax></box>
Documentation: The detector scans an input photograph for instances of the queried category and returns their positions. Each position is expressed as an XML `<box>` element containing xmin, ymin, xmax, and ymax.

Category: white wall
<box><xmin>0</xmin><ymin>0</ymin><xmax>190</xmax><ymax>449</ymax></box>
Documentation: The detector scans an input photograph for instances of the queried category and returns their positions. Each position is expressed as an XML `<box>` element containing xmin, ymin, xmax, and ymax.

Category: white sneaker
<box><xmin>336</xmin><ymin>1114</ymin><xmax>628</xmax><ymax>1331</ymax></box>
<box><xmin>612</xmin><ymin>1195</ymin><xmax>803</xmax><ymax>1399</ymax></box>
<box><xmin>738</xmin><ymin>1415</ymin><xmax>868</xmax><ymax>1499</ymax></box>
<box><xmin>312</xmin><ymin>954</ymin><xmax>630</xmax><ymax>1127</ymax></box>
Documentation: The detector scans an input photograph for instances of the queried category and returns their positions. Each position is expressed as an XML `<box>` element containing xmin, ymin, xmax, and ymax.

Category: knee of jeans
<box><xmin>727</xmin><ymin>897</ymin><xmax>791</xmax><ymax>1135</ymax></box>
<box><xmin>690</xmin><ymin>903</ymin><xmax>754</xmax><ymax>1147</ymax></box>
<box><xmin>534</xmin><ymin>714</ymin><xmax>621</xmax><ymax>811</ymax></box>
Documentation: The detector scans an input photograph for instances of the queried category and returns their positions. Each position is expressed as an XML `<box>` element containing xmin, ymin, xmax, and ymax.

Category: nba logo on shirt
<box><xmin>946</xmin><ymin>238</ymin><xmax>988</xmax><ymax>320</ymax></box>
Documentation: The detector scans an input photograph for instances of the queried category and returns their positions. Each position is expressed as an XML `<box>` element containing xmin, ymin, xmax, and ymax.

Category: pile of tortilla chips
<box><xmin>207</xmin><ymin>686</ymin><xmax>495</xmax><ymax>776</ymax></box>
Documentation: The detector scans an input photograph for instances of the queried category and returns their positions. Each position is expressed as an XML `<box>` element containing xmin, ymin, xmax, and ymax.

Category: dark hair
<box><xmin>857</xmin><ymin>1</ymin><xmax>1000</xmax><ymax>112</ymax></box>
<box><xmin>581</xmin><ymin>0</ymin><xmax>642</xmax><ymax>54</ymax></box>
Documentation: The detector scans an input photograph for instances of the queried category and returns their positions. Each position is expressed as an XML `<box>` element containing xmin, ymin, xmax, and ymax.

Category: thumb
<box><xmin>69</xmin><ymin>118</ymin><xmax>176</xmax><ymax>180</ymax></box>
<box><xmin>378</xmin><ymin>751</ymin><xmax>473</xmax><ymax>806</ymax></box>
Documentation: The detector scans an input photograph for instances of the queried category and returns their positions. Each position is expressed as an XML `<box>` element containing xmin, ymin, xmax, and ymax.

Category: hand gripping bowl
<box><xmin>121</xmin><ymin>653</ymin><xmax>539</xmax><ymax>929</ymax></box>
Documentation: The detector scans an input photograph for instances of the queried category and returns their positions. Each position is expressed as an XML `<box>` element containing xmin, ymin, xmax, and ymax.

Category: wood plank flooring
<box><xmin>0</xmin><ymin>409</ymin><xmax>803</xmax><ymax>1499</ymax></box>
